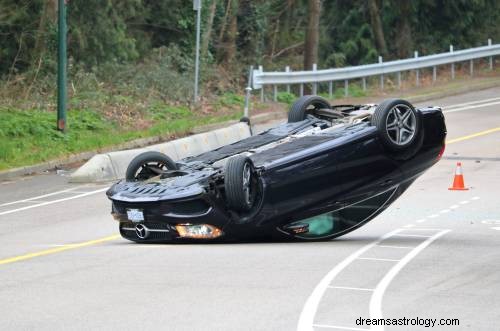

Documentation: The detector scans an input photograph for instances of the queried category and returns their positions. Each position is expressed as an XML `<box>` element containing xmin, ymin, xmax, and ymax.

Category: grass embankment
<box><xmin>0</xmin><ymin>94</ymin><xmax>244</xmax><ymax>171</ymax></box>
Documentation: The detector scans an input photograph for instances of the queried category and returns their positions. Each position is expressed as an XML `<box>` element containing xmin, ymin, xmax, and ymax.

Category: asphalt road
<box><xmin>1</xmin><ymin>88</ymin><xmax>500</xmax><ymax>331</ymax></box>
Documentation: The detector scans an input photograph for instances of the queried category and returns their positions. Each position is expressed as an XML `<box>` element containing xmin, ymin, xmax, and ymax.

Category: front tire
<box><xmin>225</xmin><ymin>156</ymin><xmax>257</xmax><ymax>212</ymax></box>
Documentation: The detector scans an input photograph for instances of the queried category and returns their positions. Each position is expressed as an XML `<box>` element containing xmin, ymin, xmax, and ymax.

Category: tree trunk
<box><xmin>223</xmin><ymin>4</ymin><xmax>238</xmax><ymax>64</ymax></box>
<box><xmin>201</xmin><ymin>0</ymin><xmax>217</xmax><ymax>58</ymax></box>
<box><xmin>303</xmin><ymin>0</ymin><xmax>321</xmax><ymax>70</ymax></box>
<box><xmin>33</xmin><ymin>0</ymin><xmax>58</xmax><ymax>58</ymax></box>
<box><xmin>395</xmin><ymin>0</ymin><xmax>413</xmax><ymax>59</ymax></box>
<box><xmin>368</xmin><ymin>0</ymin><xmax>388</xmax><ymax>57</ymax></box>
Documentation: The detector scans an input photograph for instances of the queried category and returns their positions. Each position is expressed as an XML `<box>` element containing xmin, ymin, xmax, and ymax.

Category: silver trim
<box><xmin>386</xmin><ymin>104</ymin><xmax>416</xmax><ymax>146</ymax></box>
<box><xmin>164</xmin><ymin>207</ymin><xmax>213</xmax><ymax>218</ymax></box>
<box><xmin>135</xmin><ymin>224</ymin><xmax>149</xmax><ymax>239</ymax></box>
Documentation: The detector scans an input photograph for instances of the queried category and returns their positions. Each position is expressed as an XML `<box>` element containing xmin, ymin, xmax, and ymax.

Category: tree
<box><xmin>304</xmin><ymin>0</ymin><xmax>321</xmax><ymax>70</ymax></box>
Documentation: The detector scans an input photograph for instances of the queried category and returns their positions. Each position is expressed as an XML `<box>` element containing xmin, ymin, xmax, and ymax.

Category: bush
<box><xmin>277</xmin><ymin>92</ymin><xmax>297</xmax><ymax>105</ymax></box>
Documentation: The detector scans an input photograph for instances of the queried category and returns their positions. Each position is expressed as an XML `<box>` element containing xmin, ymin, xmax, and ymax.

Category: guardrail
<box><xmin>250</xmin><ymin>39</ymin><xmax>499</xmax><ymax>103</ymax></box>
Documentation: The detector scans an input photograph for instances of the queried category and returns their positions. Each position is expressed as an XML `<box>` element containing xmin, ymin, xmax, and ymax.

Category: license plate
<box><xmin>126</xmin><ymin>209</ymin><xmax>144</xmax><ymax>222</ymax></box>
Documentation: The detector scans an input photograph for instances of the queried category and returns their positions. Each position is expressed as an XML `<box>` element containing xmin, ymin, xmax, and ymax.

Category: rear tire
<box><xmin>125</xmin><ymin>151</ymin><xmax>178</xmax><ymax>181</ymax></box>
<box><xmin>371</xmin><ymin>99</ymin><xmax>423</xmax><ymax>159</ymax></box>
<box><xmin>288</xmin><ymin>95</ymin><xmax>331</xmax><ymax>123</ymax></box>
<box><xmin>225</xmin><ymin>156</ymin><xmax>257</xmax><ymax>212</ymax></box>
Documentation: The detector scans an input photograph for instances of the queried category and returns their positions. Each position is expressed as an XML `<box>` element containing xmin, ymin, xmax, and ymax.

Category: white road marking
<box><xmin>403</xmin><ymin>224</ymin><xmax>415</xmax><ymax>228</ymax></box>
<box><xmin>369</xmin><ymin>230</ymin><xmax>450</xmax><ymax>331</ymax></box>
<box><xmin>460</xmin><ymin>200</ymin><xmax>470</xmax><ymax>205</ymax></box>
<box><xmin>312</xmin><ymin>324</ymin><xmax>369</xmax><ymax>330</ymax></box>
<box><xmin>403</xmin><ymin>228</ymin><xmax>447</xmax><ymax>232</ymax></box>
<box><xmin>442</xmin><ymin>96</ymin><xmax>500</xmax><ymax>109</ymax></box>
<box><xmin>328</xmin><ymin>286</ymin><xmax>374</xmax><ymax>292</ymax></box>
<box><xmin>471</xmin><ymin>196</ymin><xmax>480</xmax><ymax>200</ymax></box>
<box><xmin>443</xmin><ymin>100</ymin><xmax>500</xmax><ymax>113</ymax></box>
<box><xmin>428</xmin><ymin>214</ymin><xmax>439</xmax><ymax>218</ymax></box>
<box><xmin>415</xmin><ymin>219</ymin><xmax>426</xmax><ymax>223</ymax></box>
<box><xmin>491</xmin><ymin>227</ymin><xmax>500</xmax><ymax>231</ymax></box>
<box><xmin>0</xmin><ymin>187</ymin><xmax>109</xmax><ymax>216</ymax></box>
<box><xmin>393</xmin><ymin>234</ymin><xmax>433</xmax><ymax>238</ymax></box>
<box><xmin>481</xmin><ymin>220</ymin><xmax>500</xmax><ymax>225</ymax></box>
<box><xmin>377</xmin><ymin>245</ymin><xmax>413</xmax><ymax>249</ymax></box>
<box><xmin>440</xmin><ymin>209</ymin><xmax>450</xmax><ymax>214</ymax></box>
<box><xmin>358</xmin><ymin>257</ymin><xmax>400</xmax><ymax>262</ymax></box>
<box><xmin>297</xmin><ymin>229</ymin><xmax>403</xmax><ymax>331</ymax></box>
<box><xmin>0</xmin><ymin>186</ymin><xmax>86</xmax><ymax>207</ymax></box>
<box><xmin>450</xmin><ymin>205</ymin><xmax>459</xmax><ymax>209</ymax></box>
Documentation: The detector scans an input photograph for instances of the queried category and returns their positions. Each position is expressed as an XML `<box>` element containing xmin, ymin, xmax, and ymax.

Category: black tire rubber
<box><xmin>125</xmin><ymin>151</ymin><xmax>178</xmax><ymax>181</ymax></box>
<box><xmin>288</xmin><ymin>95</ymin><xmax>331</xmax><ymax>123</ymax></box>
<box><xmin>371</xmin><ymin>98</ymin><xmax>423</xmax><ymax>159</ymax></box>
<box><xmin>225</xmin><ymin>156</ymin><xmax>256</xmax><ymax>212</ymax></box>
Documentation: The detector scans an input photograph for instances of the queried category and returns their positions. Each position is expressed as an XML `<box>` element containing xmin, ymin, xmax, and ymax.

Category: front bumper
<box><xmin>110</xmin><ymin>195</ymin><xmax>231</xmax><ymax>242</ymax></box>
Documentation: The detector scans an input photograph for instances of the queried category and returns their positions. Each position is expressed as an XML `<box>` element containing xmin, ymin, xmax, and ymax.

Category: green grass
<box><xmin>0</xmin><ymin>106</ymin><xmax>242</xmax><ymax>171</ymax></box>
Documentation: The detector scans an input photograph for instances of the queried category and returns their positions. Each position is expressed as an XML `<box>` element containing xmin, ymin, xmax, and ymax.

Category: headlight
<box><xmin>175</xmin><ymin>224</ymin><xmax>223</xmax><ymax>239</ymax></box>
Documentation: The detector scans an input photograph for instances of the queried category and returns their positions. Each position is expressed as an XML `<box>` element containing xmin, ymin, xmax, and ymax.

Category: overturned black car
<box><xmin>106</xmin><ymin>96</ymin><xmax>446</xmax><ymax>242</ymax></box>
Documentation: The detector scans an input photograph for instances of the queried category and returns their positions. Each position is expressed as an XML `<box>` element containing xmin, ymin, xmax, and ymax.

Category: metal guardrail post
<box><xmin>432</xmin><ymin>66</ymin><xmax>437</xmax><ymax>83</ymax></box>
<box><xmin>344</xmin><ymin>80</ymin><xmax>348</xmax><ymax>97</ymax></box>
<box><xmin>243</xmin><ymin>65</ymin><xmax>253</xmax><ymax>118</ymax></box>
<box><xmin>285</xmin><ymin>66</ymin><xmax>291</xmax><ymax>93</ymax></box>
<box><xmin>300</xmin><ymin>84</ymin><xmax>304</xmax><ymax>97</ymax></box>
<box><xmin>273</xmin><ymin>85</ymin><xmax>278</xmax><ymax>102</ymax></box>
<box><xmin>329</xmin><ymin>81</ymin><xmax>333</xmax><ymax>98</ymax></box>
<box><xmin>488</xmin><ymin>39</ymin><xmax>493</xmax><ymax>70</ymax></box>
<box><xmin>379</xmin><ymin>56</ymin><xmax>384</xmax><ymax>90</ymax></box>
<box><xmin>470</xmin><ymin>59</ymin><xmax>474</xmax><ymax>76</ymax></box>
<box><xmin>312</xmin><ymin>64</ymin><xmax>318</xmax><ymax>95</ymax></box>
<box><xmin>414</xmin><ymin>51</ymin><xmax>420</xmax><ymax>87</ymax></box>
<box><xmin>362</xmin><ymin>77</ymin><xmax>366</xmax><ymax>91</ymax></box>
<box><xmin>397</xmin><ymin>71</ymin><xmax>401</xmax><ymax>89</ymax></box>
<box><xmin>259</xmin><ymin>65</ymin><xmax>264</xmax><ymax>102</ymax></box>
<box><xmin>450</xmin><ymin>45</ymin><xmax>455</xmax><ymax>79</ymax></box>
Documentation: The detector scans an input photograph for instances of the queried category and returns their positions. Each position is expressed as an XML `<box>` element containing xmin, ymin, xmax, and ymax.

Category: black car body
<box><xmin>106</xmin><ymin>96</ymin><xmax>446</xmax><ymax>242</ymax></box>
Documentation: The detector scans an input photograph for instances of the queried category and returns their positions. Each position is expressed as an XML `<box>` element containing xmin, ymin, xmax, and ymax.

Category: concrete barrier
<box><xmin>70</xmin><ymin>122</ymin><xmax>251</xmax><ymax>183</ymax></box>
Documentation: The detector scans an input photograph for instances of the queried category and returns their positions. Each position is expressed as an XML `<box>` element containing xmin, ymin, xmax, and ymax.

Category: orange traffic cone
<box><xmin>448</xmin><ymin>162</ymin><xmax>469</xmax><ymax>190</ymax></box>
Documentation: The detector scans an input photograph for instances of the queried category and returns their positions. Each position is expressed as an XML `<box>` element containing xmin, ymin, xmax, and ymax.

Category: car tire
<box><xmin>288</xmin><ymin>95</ymin><xmax>331</xmax><ymax>123</ymax></box>
<box><xmin>225</xmin><ymin>156</ymin><xmax>257</xmax><ymax>212</ymax></box>
<box><xmin>371</xmin><ymin>99</ymin><xmax>423</xmax><ymax>159</ymax></box>
<box><xmin>125</xmin><ymin>151</ymin><xmax>178</xmax><ymax>181</ymax></box>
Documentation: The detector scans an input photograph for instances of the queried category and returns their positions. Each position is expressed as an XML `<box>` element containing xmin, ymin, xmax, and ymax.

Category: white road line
<box><xmin>491</xmin><ymin>227</ymin><xmax>500</xmax><ymax>231</ymax></box>
<box><xmin>369</xmin><ymin>229</ymin><xmax>450</xmax><ymax>331</ymax></box>
<box><xmin>393</xmin><ymin>234</ymin><xmax>432</xmax><ymax>238</ymax></box>
<box><xmin>443</xmin><ymin>100</ymin><xmax>500</xmax><ymax>113</ymax></box>
<box><xmin>403</xmin><ymin>224</ymin><xmax>415</xmax><ymax>228</ymax></box>
<box><xmin>440</xmin><ymin>209</ymin><xmax>450</xmax><ymax>214</ymax></box>
<box><xmin>442</xmin><ymin>96</ymin><xmax>500</xmax><ymax>109</ymax></box>
<box><xmin>404</xmin><ymin>228</ymin><xmax>448</xmax><ymax>231</ymax></box>
<box><xmin>460</xmin><ymin>200</ymin><xmax>470</xmax><ymax>205</ymax></box>
<box><xmin>328</xmin><ymin>286</ymin><xmax>374</xmax><ymax>292</ymax></box>
<box><xmin>377</xmin><ymin>245</ymin><xmax>413</xmax><ymax>249</ymax></box>
<box><xmin>297</xmin><ymin>229</ymin><xmax>403</xmax><ymax>331</ymax></box>
<box><xmin>449</xmin><ymin>205</ymin><xmax>459</xmax><ymax>209</ymax></box>
<box><xmin>471</xmin><ymin>196</ymin><xmax>480</xmax><ymax>200</ymax></box>
<box><xmin>358</xmin><ymin>257</ymin><xmax>400</xmax><ymax>262</ymax></box>
<box><xmin>428</xmin><ymin>214</ymin><xmax>439</xmax><ymax>218</ymax></box>
<box><xmin>0</xmin><ymin>187</ymin><xmax>109</xmax><ymax>216</ymax></box>
<box><xmin>312</xmin><ymin>324</ymin><xmax>369</xmax><ymax>331</ymax></box>
<box><xmin>415</xmin><ymin>219</ymin><xmax>426</xmax><ymax>223</ymax></box>
<box><xmin>0</xmin><ymin>186</ymin><xmax>87</xmax><ymax>207</ymax></box>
